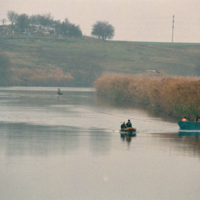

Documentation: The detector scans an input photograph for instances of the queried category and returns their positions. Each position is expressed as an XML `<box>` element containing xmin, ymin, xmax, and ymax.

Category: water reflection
<box><xmin>120</xmin><ymin>133</ymin><xmax>136</xmax><ymax>145</ymax></box>
<box><xmin>89</xmin><ymin>128</ymin><xmax>112</xmax><ymax>155</ymax></box>
<box><xmin>154</xmin><ymin>132</ymin><xmax>200</xmax><ymax>158</ymax></box>
<box><xmin>0</xmin><ymin>122</ymin><xmax>81</xmax><ymax>156</ymax></box>
<box><xmin>0</xmin><ymin>122</ymin><xmax>114</xmax><ymax>157</ymax></box>
<box><xmin>178</xmin><ymin>132</ymin><xmax>200</xmax><ymax>155</ymax></box>
<box><xmin>179</xmin><ymin>131</ymin><xmax>200</xmax><ymax>140</ymax></box>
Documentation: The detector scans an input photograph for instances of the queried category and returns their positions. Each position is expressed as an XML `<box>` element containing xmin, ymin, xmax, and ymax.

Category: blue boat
<box><xmin>178</xmin><ymin>121</ymin><xmax>200</xmax><ymax>130</ymax></box>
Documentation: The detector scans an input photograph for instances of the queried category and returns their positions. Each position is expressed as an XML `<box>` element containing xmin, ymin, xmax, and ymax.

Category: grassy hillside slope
<box><xmin>1</xmin><ymin>35</ymin><xmax>200</xmax><ymax>86</ymax></box>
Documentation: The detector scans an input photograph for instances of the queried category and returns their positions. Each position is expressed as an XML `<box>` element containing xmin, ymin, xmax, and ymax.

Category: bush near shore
<box><xmin>94</xmin><ymin>74</ymin><xmax>200</xmax><ymax>119</ymax></box>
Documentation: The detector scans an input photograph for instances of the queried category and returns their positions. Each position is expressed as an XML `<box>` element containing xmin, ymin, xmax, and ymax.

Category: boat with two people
<box><xmin>178</xmin><ymin>116</ymin><xmax>200</xmax><ymax>130</ymax></box>
<box><xmin>120</xmin><ymin>120</ymin><xmax>136</xmax><ymax>136</ymax></box>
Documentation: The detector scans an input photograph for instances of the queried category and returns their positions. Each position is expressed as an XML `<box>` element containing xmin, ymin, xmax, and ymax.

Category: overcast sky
<box><xmin>1</xmin><ymin>0</ymin><xmax>200</xmax><ymax>43</ymax></box>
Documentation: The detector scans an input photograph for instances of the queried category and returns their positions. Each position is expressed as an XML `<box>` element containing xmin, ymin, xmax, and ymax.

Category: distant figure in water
<box><xmin>181</xmin><ymin>116</ymin><xmax>187</xmax><ymax>122</ymax></box>
<box><xmin>126</xmin><ymin>119</ymin><xmax>132</xmax><ymax>127</ymax></box>
<box><xmin>121</xmin><ymin>122</ymin><xmax>126</xmax><ymax>129</ymax></box>
<box><xmin>57</xmin><ymin>88</ymin><xmax>63</xmax><ymax>95</ymax></box>
<box><xmin>195</xmin><ymin>116</ymin><xmax>200</xmax><ymax>122</ymax></box>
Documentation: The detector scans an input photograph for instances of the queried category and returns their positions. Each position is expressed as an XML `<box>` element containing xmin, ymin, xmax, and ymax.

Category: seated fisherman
<box><xmin>195</xmin><ymin>116</ymin><xmax>200</xmax><ymax>122</ymax></box>
<box><xmin>121</xmin><ymin>122</ymin><xmax>126</xmax><ymax>129</ymax></box>
<box><xmin>126</xmin><ymin>119</ymin><xmax>132</xmax><ymax>127</ymax></box>
<box><xmin>181</xmin><ymin>116</ymin><xmax>187</xmax><ymax>122</ymax></box>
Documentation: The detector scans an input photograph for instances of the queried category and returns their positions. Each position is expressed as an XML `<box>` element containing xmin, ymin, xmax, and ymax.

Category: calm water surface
<box><xmin>0</xmin><ymin>87</ymin><xmax>200</xmax><ymax>200</ymax></box>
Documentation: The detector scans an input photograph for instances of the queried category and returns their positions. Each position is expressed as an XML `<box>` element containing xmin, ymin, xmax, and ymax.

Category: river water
<box><xmin>0</xmin><ymin>87</ymin><xmax>200</xmax><ymax>200</ymax></box>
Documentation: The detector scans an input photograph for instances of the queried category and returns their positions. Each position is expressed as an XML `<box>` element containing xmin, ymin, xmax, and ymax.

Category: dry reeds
<box><xmin>94</xmin><ymin>74</ymin><xmax>200</xmax><ymax>118</ymax></box>
<box><xmin>10</xmin><ymin>68</ymin><xmax>73</xmax><ymax>86</ymax></box>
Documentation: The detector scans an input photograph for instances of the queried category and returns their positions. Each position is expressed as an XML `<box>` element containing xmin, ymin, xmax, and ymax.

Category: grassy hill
<box><xmin>1</xmin><ymin>34</ymin><xmax>200</xmax><ymax>86</ymax></box>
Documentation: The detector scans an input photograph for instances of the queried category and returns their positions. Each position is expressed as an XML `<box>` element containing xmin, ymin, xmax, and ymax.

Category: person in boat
<box><xmin>195</xmin><ymin>116</ymin><xmax>200</xmax><ymax>122</ymax></box>
<box><xmin>58</xmin><ymin>88</ymin><xmax>61</xmax><ymax>93</ymax></box>
<box><xmin>181</xmin><ymin>116</ymin><xmax>187</xmax><ymax>122</ymax></box>
<box><xmin>121</xmin><ymin>122</ymin><xmax>126</xmax><ymax>130</ymax></box>
<box><xmin>126</xmin><ymin>119</ymin><xmax>132</xmax><ymax>127</ymax></box>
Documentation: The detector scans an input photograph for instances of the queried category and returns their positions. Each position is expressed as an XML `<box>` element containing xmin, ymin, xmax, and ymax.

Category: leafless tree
<box><xmin>7</xmin><ymin>10</ymin><xmax>18</xmax><ymax>26</ymax></box>
<box><xmin>1</xmin><ymin>18</ymin><xmax>7</xmax><ymax>25</ymax></box>
<box><xmin>38</xmin><ymin>13</ymin><xmax>54</xmax><ymax>27</ymax></box>
<box><xmin>15</xmin><ymin>14</ymin><xmax>30</xmax><ymax>32</ymax></box>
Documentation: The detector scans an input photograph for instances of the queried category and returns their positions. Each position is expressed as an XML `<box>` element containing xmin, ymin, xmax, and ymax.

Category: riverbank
<box><xmin>94</xmin><ymin>74</ymin><xmax>200</xmax><ymax>119</ymax></box>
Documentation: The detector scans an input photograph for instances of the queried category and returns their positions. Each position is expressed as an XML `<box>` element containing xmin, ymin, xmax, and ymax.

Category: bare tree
<box><xmin>7</xmin><ymin>11</ymin><xmax>18</xmax><ymax>26</ymax></box>
<box><xmin>91</xmin><ymin>21</ymin><xmax>115</xmax><ymax>40</ymax></box>
<box><xmin>1</xmin><ymin>18</ymin><xmax>7</xmax><ymax>25</ymax></box>
<box><xmin>38</xmin><ymin>13</ymin><xmax>54</xmax><ymax>27</ymax></box>
<box><xmin>16</xmin><ymin>14</ymin><xmax>29</xmax><ymax>32</ymax></box>
<box><xmin>29</xmin><ymin>15</ymin><xmax>38</xmax><ymax>25</ymax></box>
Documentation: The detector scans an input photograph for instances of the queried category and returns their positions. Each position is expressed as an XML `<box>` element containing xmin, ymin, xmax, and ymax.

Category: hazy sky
<box><xmin>1</xmin><ymin>0</ymin><xmax>200</xmax><ymax>43</ymax></box>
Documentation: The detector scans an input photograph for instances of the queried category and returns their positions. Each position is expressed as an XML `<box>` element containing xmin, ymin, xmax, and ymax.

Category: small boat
<box><xmin>120</xmin><ymin>127</ymin><xmax>136</xmax><ymax>136</ymax></box>
<box><xmin>57</xmin><ymin>92</ymin><xmax>63</xmax><ymax>95</ymax></box>
<box><xmin>178</xmin><ymin>121</ymin><xmax>200</xmax><ymax>130</ymax></box>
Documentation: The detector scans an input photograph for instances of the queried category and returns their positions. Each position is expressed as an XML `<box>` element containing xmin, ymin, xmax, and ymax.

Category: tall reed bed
<box><xmin>10</xmin><ymin>68</ymin><xmax>73</xmax><ymax>86</ymax></box>
<box><xmin>94</xmin><ymin>74</ymin><xmax>200</xmax><ymax>118</ymax></box>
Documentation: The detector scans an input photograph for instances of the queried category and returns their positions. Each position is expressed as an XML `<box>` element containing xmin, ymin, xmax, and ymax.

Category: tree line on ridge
<box><xmin>1</xmin><ymin>11</ymin><xmax>115</xmax><ymax>40</ymax></box>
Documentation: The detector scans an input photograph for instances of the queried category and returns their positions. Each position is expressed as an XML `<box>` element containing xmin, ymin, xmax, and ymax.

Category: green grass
<box><xmin>1</xmin><ymin>35</ymin><xmax>200</xmax><ymax>86</ymax></box>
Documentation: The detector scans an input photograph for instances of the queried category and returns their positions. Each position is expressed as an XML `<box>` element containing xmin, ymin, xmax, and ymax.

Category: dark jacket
<box><xmin>126</xmin><ymin>122</ymin><xmax>132</xmax><ymax>127</ymax></box>
<box><xmin>121</xmin><ymin>124</ymin><xmax>126</xmax><ymax>129</ymax></box>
